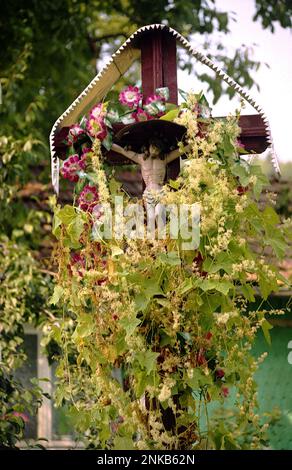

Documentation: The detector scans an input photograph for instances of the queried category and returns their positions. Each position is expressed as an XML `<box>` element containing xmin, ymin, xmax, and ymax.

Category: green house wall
<box><xmin>253</xmin><ymin>327</ymin><xmax>292</xmax><ymax>450</ymax></box>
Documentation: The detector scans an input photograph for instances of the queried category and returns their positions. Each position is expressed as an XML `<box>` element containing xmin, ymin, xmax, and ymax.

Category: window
<box><xmin>16</xmin><ymin>327</ymin><xmax>78</xmax><ymax>449</ymax></box>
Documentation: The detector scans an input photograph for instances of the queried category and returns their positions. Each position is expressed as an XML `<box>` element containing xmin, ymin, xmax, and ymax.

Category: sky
<box><xmin>178</xmin><ymin>0</ymin><xmax>292</xmax><ymax>164</ymax></box>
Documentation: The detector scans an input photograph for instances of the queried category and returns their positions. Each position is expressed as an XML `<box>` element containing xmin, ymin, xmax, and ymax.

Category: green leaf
<box><xmin>264</xmin><ymin>229</ymin><xmax>286</xmax><ymax>259</ymax></box>
<box><xmin>119</xmin><ymin>314</ymin><xmax>141</xmax><ymax>336</ymax></box>
<box><xmin>159</xmin><ymin>251</ymin><xmax>181</xmax><ymax>266</ymax></box>
<box><xmin>222</xmin><ymin>133</ymin><xmax>235</xmax><ymax>157</ymax></box>
<box><xmin>258</xmin><ymin>272</ymin><xmax>278</xmax><ymax>299</ymax></box>
<box><xmin>109</xmin><ymin>177</ymin><xmax>122</xmax><ymax>195</ymax></box>
<box><xmin>102</xmin><ymin>132</ymin><xmax>113</xmax><ymax>151</ymax></box>
<box><xmin>73</xmin><ymin>313</ymin><xmax>95</xmax><ymax>339</ymax></box>
<box><xmin>203</xmin><ymin>253</ymin><xmax>233</xmax><ymax>274</ymax></box>
<box><xmin>231</xmin><ymin>162</ymin><xmax>250</xmax><ymax>186</ymax></box>
<box><xmin>261</xmin><ymin>319</ymin><xmax>273</xmax><ymax>345</ymax></box>
<box><xmin>113</xmin><ymin>436</ymin><xmax>134</xmax><ymax>450</ymax></box>
<box><xmin>159</xmin><ymin>330</ymin><xmax>175</xmax><ymax>347</ymax></box>
<box><xmin>168</xmin><ymin>179</ymin><xmax>181</xmax><ymax>189</ymax></box>
<box><xmin>240</xmin><ymin>283</ymin><xmax>255</xmax><ymax>302</ymax></box>
<box><xmin>115</xmin><ymin>332</ymin><xmax>127</xmax><ymax>355</ymax></box>
<box><xmin>155</xmin><ymin>298</ymin><xmax>171</xmax><ymax>307</ymax></box>
<box><xmin>49</xmin><ymin>286</ymin><xmax>64</xmax><ymax>305</ymax></box>
<box><xmin>177</xmin><ymin>278</ymin><xmax>195</xmax><ymax>296</ymax></box>
<box><xmin>135</xmin><ymin>371</ymin><xmax>148</xmax><ymax>397</ymax></box>
<box><xmin>160</xmin><ymin>108</ymin><xmax>179</xmax><ymax>121</ymax></box>
<box><xmin>199</xmin><ymin>278</ymin><xmax>233</xmax><ymax>295</ymax></box>
<box><xmin>142</xmin><ymin>278</ymin><xmax>164</xmax><ymax>298</ymax></box>
<box><xmin>134</xmin><ymin>293</ymin><xmax>149</xmax><ymax>312</ymax></box>
<box><xmin>57</xmin><ymin>205</ymin><xmax>77</xmax><ymax>225</ymax></box>
<box><xmin>262</xmin><ymin>206</ymin><xmax>279</xmax><ymax>226</ymax></box>
<box><xmin>67</xmin><ymin>215</ymin><xmax>85</xmax><ymax>245</ymax></box>
<box><xmin>186</xmin><ymin>368</ymin><xmax>212</xmax><ymax>390</ymax></box>
<box><xmin>250</xmin><ymin>165</ymin><xmax>269</xmax><ymax>199</ymax></box>
<box><xmin>135</xmin><ymin>350</ymin><xmax>159</xmax><ymax>375</ymax></box>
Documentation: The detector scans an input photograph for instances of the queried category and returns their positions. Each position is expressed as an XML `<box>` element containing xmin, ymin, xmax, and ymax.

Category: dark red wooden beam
<box><xmin>140</xmin><ymin>29</ymin><xmax>179</xmax><ymax>185</ymax></box>
<box><xmin>237</xmin><ymin>114</ymin><xmax>269</xmax><ymax>153</ymax></box>
<box><xmin>54</xmin><ymin>115</ymin><xmax>269</xmax><ymax>163</ymax></box>
<box><xmin>140</xmin><ymin>29</ymin><xmax>178</xmax><ymax>104</ymax></box>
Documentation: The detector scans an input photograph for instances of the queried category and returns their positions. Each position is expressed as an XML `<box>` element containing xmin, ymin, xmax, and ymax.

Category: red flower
<box><xmin>60</xmin><ymin>154</ymin><xmax>87</xmax><ymax>182</ymax></box>
<box><xmin>81</xmin><ymin>146</ymin><xmax>92</xmax><ymax>155</ymax></box>
<box><xmin>86</xmin><ymin>117</ymin><xmax>107</xmax><ymax>140</ymax></box>
<box><xmin>86</xmin><ymin>103</ymin><xmax>107</xmax><ymax>140</ymax></box>
<box><xmin>78</xmin><ymin>185</ymin><xmax>99</xmax><ymax>213</ymax></box>
<box><xmin>221</xmin><ymin>386</ymin><xmax>229</xmax><ymax>398</ymax></box>
<box><xmin>69</xmin><ymin>252</ymin><xmax>86</xmax><ymax>276</ymax></box>
<box><xmin>66</xmin><ymin>124</ymin><xmax>85</xmax><ymax>146</ymax></box>
<box><xmin>131</xmin><ymin>107</ymin><xmax>152</xmax><ymax>122</ymax></box>
<box><xmin>215</xmin><ymin>368</ymin><xmax>225</xmax><ymax>379</ymax></box>
<box><xmin>144</xmin><ymin>94</ymin><xmax>166</xmax><ymax>116</ymax></box>
<box><xmin>119</xmin><ymin>86</ymin><xmax>142</xmax><ymax>108</ymax></box>
<box><xmin>146</xmin><ymin>94</ymin><xmax>166</xmax><ymax>104</ymax></box>
<box><xmin>193</xmin><ymin>252</ymin><xmax>207</xmax><ymax>278</ymax></box>
<box><xmin>237</xmin><ymin>185</ymin><xmax>248</xmax><ymax>195</ymax></box>
<box><xmin>196</xmin><ymin>348</ymin><xmax>207</xmax><ymax>366</ymax></box>
<box><xmin>205</xmin><ymin>332</ymin><xmax>212</xmax><ymax>341</ymax></box>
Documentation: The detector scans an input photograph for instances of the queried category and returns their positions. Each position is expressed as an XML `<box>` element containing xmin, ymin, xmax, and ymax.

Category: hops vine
<box><xmin>47</xmin><ymin>87</ymin><xmax>290</xmax><ymax>450</ymax></box>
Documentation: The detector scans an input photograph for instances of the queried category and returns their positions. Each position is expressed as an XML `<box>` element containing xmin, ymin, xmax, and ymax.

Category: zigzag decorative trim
<box><xmin>50</xmin><ymin>23</ymin><xmax>280</xmax><ymax>193</ymax></box>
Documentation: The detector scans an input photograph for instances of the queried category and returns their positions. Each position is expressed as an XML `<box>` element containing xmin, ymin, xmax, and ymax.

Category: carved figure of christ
<box><xmin>111</xmin><ymin>142</ymin><xmax>189</xmax><ymax>195</ymax></box>
<box><xmin>111</xmin><ymin>141</ymin><xmax>189</xmax><ymax>233</ymax></box>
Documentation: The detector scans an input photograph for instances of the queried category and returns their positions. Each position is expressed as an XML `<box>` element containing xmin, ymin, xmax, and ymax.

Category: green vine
<box><xmin>48</xmin><ymin>93</ymin><xmax>290</xmax><ymax>450</ymax></box>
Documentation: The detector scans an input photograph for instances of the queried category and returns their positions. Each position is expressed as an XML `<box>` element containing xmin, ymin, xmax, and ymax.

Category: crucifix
<box><xmin>51</xmin><ymin>25</ymin><xmax>278</xmax><ymax>200</ymax></box>
<box><xmin>103</xmin><ymin>28</ymin><xmax>272</xmax><ymax>228</ymax></box>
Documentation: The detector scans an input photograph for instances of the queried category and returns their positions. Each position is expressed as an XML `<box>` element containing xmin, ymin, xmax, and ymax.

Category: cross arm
<box><xmin>165</xmin><ymin>144</ymin><xmax>190</xmax><ymax>164</ymax></box>
<box><xmin>111</xmin><ymin>143</ymin><xmax>143</xmax><ymax>165</ymax></box>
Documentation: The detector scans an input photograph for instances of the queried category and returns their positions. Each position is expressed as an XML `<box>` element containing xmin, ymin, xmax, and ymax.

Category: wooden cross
<box><xmin>107</xmin><ymin>29</ymin><xmax>268</xmax><ymax>197</ymax></box>
<box><xmin>53</xmin><ymin>27</ymin><xmax>269</xmax><ymax>197</ymax></box>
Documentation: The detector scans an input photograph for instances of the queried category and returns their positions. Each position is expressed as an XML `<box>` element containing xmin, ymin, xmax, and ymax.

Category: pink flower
<box><xmin>144</xmin><ymin>94</ymin><xmax>166</xmax><ymax>116</ymax></box>
<box><xmin>146</xmin><ymin>94</ymin><xmax>165</xmax><ymax>104</ymax></box>
<box><xmin>221</xmin><ymin>386</ymin><xmax>229</xmax><ymax>398</ymax></box>
<box><xmin>86</xmin><ymin>117</ymin><xmax>107</xmax><ymax>140</ymax></box>
<box><xmin>86</xmin><ymin>103</ymin><xmax>108</xmax><ymax>140</ymax></box>
<box><xmin>78</xmin><ymin>185</ymin><xmax>99</xmax><ymax>213</ymax></box>
<box><xmin>60</xmin><ymin>154</ymin><xmax>87</xmax><ymax>182</ymax></box>
<box><xmin>81</xmin><ymin>146</ymin><xmax>92</xmax><ymax>155</ymax></box>
<box><xmin>69</xmin><ymin>252</ymin><xmax>86</xmax><ymax>276</ymax></box>
<box><xmin>92</xmin><ymin>204</ymin><xmax>104</xmax><ymax>220</ymax></box>
<box><xmin>119</xmin><ymin>86</ymin><xmax>142</xmax><ymax>108</ymax></box>
<box><xmin>131</xmin><ymin>107</ymin><xmax>152</xmax><ymax>122</ymax></box>
<box><xmin>90</xmin><ymin>103</ymin><xmax>105</xmax><ymax>121</ymax></box>
<box><xmin>66</xmin><ymin>124</ymin><xmax>85</xmax><ymax>146</ymax></box>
